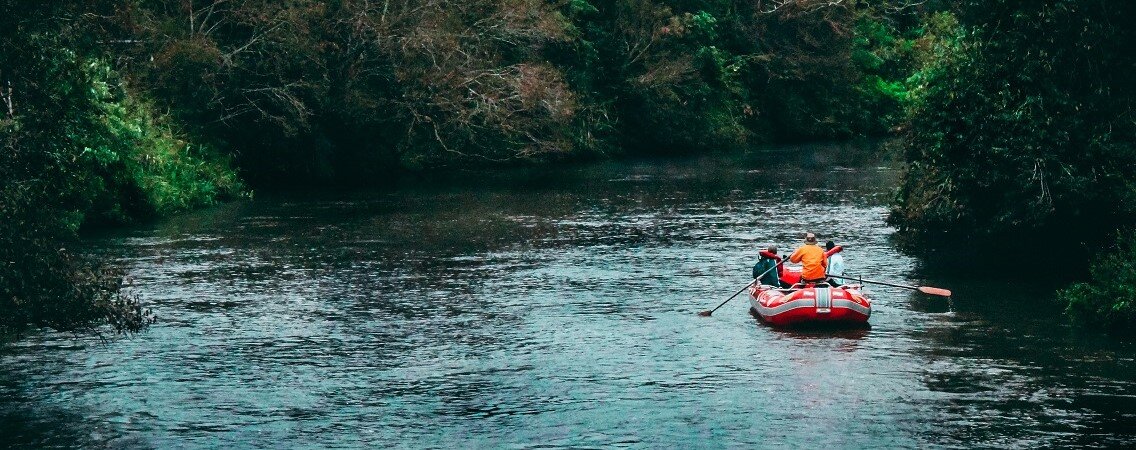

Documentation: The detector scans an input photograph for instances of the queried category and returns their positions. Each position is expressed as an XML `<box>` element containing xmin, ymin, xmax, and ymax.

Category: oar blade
<box><xmin>697</xmin><ymin>310</ymin><xmax>713</xmax><ymax>317</ymax></box>
<box><xmin>918</xmin><ymin>286</ymin><xmax>952</xmax><ymax>297</ymax></box>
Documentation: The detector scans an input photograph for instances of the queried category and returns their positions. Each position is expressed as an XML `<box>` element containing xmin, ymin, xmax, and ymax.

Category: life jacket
<box><xmin>759</xmin><ymin>250</ymin><xmax>782</xmax><ymax>275</ymax></box>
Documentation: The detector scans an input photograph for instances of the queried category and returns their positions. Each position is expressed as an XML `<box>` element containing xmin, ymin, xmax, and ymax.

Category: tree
<box><xmin>890</xmin><ymin>0</ymin><xmax>1136</xmax><ymax>262</ymax></box>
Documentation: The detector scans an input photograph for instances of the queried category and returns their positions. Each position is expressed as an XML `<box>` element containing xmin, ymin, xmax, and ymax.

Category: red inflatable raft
<box><xmin>748</xmin><ymin>268</ymin><xmax>871</xmax><ymax>327</ymax></box>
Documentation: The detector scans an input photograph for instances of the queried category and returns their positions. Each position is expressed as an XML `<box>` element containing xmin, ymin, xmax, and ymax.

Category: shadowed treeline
<box><xmin>886</xmin><ymin>1</ymin><xmax>1136</xmax><ymax>330</ymax></box>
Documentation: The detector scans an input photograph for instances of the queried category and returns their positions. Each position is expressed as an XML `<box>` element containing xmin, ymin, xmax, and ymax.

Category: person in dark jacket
<box><xmin>753</xmin><ymin>245</ymin><xmax>787</xmax><ymax>287</ymax></box>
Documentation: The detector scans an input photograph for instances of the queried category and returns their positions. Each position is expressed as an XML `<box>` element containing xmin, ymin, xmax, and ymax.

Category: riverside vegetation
<box><xmin>886</xmin><ymin>1</ymin><xmax>1136</xmax><ymax>331</ymax></box>
<box><xmin>1</xmin><ymin>0</ymin><xmax>1133</xmax><ymax>336</ymax></box>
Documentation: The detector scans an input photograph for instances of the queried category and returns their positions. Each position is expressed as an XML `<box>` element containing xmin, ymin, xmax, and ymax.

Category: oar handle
<box><xmin>700</xmin><ymin>255</ymin><xmax>793</xmax><ymax>317</ymax></box>
<box><xmin>832</xmin><ymin>274</ymin><xmax>918</xmax><ymax>290</ymax></box>
<box><xmin>754</xmin><ymin>257</ymin><xmax>786</xmax><ymax>283</ymax></box>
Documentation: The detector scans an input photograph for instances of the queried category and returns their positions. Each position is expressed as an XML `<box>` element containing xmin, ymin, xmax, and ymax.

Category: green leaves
<box><xmin>1058</xmin><ymin>231</ymin><xmax>1136</xmax><ymax>332</ymax></box>
<box><xmin>687</xmin><ymin>11</ymin><xmax>718</xmax><ymax>42</ymax></box>
<box><xmin>568</xmin><ymin>0</ymin><xmax>599</xmax><ymax>16</ymax></box>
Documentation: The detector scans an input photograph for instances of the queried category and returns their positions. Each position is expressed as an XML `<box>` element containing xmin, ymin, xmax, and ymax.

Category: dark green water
<box><xmin>3</xmin><ymin>143</ymin><xmax>1135</xmax><ymax>448</ymax></box>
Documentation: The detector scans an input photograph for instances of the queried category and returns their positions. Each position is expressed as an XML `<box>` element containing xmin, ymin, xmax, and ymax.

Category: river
<box><xmin>3</xmin><ymin>143</ymin><xmax>1135</xmax><ymax>448</ymax></box>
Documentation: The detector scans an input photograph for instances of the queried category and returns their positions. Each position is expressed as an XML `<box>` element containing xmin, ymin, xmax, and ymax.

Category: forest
<box><xmin>2</xmin><ymin>0</ymin><xmax>1135</xmax><ymax>336</ymax></box>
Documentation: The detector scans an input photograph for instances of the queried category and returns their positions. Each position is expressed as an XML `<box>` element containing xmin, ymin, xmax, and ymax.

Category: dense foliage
<box><xmin>889</xmin><ymin>1</ymin><xmax>1136</xmax><ymax>257</ymax></box>
<box><xmin>1</xmin><ymin>3</ymin><xmax>238</xmax><ymax>336</ymax></box>
<box><xmin>885</xmin><ymin>0</ymin><xmax>1136</xmax><ymax>325</ymax></box>
<box><xmin>1058</xmin><ymin>234</ymin><xmax>1136</xmax><ymax>332</ymax></box>
<box><xmin>95</xmin><ymin>0</ymin><xmax>920</xmax><ymax>182</ymax></box>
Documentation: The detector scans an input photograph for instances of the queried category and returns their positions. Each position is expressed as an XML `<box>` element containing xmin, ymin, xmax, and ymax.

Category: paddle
<box><xmin>697</xmin><ymin>257</ymin><xmax>786</xmax><ymax>316</ymax></box>
<box><xmin>832</xmin><ymin>273</ymin><xmax>952</xmax><ymax>297</ymax></box>
<box><xmin>696</xmin><ymin>279</ymin><xmax>756</xmax><ymax>317</ymax></box>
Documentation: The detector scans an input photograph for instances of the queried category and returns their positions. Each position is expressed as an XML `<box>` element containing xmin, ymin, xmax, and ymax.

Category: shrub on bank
<box><xmin>1058</xmin><ymin>233</ymin><xmax>1136</xmax><ymax>332</ymax></box>
<box><xmin>0</xmin><ymin>186</ymin><xmax>152</xmax><ymax>337</ymax></box>
<box><xmin>81</xmin><ymin>60</ymin><xmax>243</xmax><ymax>223</ymax></box>
<box><xmin>1</xmin><ymin>33</ymin><xmax>238</xmax><ymax>336</ymax></box>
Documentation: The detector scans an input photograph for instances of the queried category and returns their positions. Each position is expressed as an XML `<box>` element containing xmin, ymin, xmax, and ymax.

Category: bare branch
<box><xmin>762</xmin><ymin>0</ymin><xmax>847</xmax><ymax>15</ymax></box>
<box><xmin>1</xmin><ymin>74</ymin><xmax>13</xmax><ymax>119</ymax></box>
<box><xmin>222</xmin><ymin>21</ymin><xmax>285</xmax><ymax>64</ymax></box>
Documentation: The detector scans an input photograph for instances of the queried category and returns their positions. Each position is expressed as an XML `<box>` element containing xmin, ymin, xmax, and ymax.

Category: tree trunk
<box><xmin>2</xmin><ymin>76</ymin><xmax>13</xmax><ymax>119</ymax></box>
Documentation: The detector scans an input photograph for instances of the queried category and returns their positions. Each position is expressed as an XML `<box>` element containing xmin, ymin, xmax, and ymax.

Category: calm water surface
<box><xmin>3</xmin><ymin>144</ymin><xmax>1135</xmax><ymax>448</ymax></box>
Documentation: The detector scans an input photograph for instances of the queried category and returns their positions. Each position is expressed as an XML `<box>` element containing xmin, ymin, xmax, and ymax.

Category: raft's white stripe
<box><xmin>754</xmin><ymin>299</ymin><xmax>816</xmax><ymax>316</ymax></box>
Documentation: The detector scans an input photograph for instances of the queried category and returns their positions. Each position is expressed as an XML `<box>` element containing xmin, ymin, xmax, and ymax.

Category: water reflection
<box><xmin>1</xmin><ymin>143</ymin><xmax>1135</xmax><ymax>448</ymax></box>
<box><xmin>767</xmin><ymin>325</ymin><xmax>872</xmax><ymax>344</ymax></box>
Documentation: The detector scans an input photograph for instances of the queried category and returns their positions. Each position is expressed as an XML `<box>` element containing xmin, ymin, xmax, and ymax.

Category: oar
<box><xmin>832</xmin><ymin>273</ymin><xmax>952</xmax><ymax>297</ymax></box>
<box><xmin>698</xmin><ymin>258</ymin><xmax>784</xmax><ymax>317</ymax></box>
<box><xmin>696</xmin><ymin>279</ymin><xmax>756</xmax><ymax>317</ymax></box>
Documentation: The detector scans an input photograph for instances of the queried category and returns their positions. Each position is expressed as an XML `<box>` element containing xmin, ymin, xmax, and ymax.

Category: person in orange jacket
<box><xmin>789</xmin><ymin>232</ymin><xmax>827</xmax><ymax>284</ymax></box>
